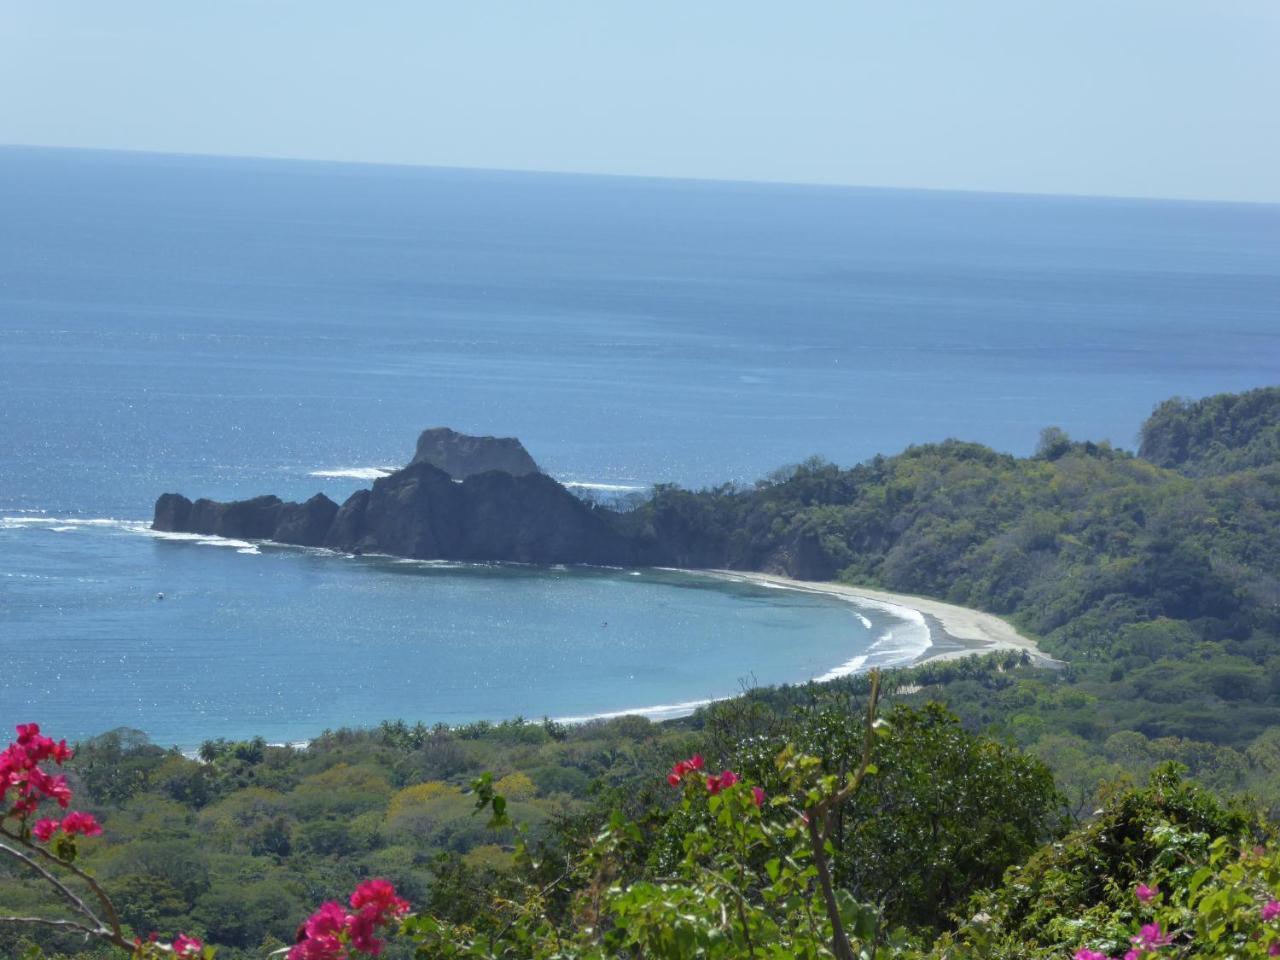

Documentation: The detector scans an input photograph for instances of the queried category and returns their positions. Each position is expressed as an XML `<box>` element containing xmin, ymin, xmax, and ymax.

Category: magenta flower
<box><xmin>32</xmin><ymin>818</ymin><xmax>60</xmax><ymax>842</ymax></box>
<box><xmin>60</xmin><ymin>811</ymin><xmax>102</xmax><ymax>837</ymax></box>
<box><xmin>1131</xmin><ymin>922</ymin><xmax>1172</xmax><ymax>950</ymax></box>
<box><xmin>1074</xmin><ymin>950</ymin><xmax>1108</xmax><ymax>960</ymax></box>
<box><xmin>1135</xmin><ymin>883</ymin><xmax>1157</xmax><ymax>904</ymax></box>
<box><xmin>1264</xmin><ymin>899</ymin><xmax>1280</xmax><ymax>922</ymax></box>
<box><xmin>751</xmin><ymin>785</ymin><xmax>766</xmax><ymax>808</ymax></box>
<box><xmin>172</xmin><ymin>933</ymin><xmax>203</xmax><ymax>957</ymax></box>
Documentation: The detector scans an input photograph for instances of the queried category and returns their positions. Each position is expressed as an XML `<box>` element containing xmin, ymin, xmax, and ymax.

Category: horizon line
<box><xmin>3</xmin><ymin>141</ymin><xmax>1277</xmax><ymax>210</ymax></box>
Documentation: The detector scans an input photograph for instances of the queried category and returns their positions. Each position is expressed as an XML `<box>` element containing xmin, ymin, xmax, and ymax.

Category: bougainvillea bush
<box><xmin>4</xmin><ymin>686</ymin><xmax>1279</xmax><ymax>959</ymax></box>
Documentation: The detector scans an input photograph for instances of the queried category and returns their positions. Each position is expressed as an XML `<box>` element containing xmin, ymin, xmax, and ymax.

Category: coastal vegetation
<box><xmin>6</xmin><ymin>385</ymin><xmax>1280</xmax><ymax>957</ymax></box>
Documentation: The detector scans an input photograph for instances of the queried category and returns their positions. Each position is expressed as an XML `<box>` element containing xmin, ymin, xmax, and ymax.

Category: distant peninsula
<box><xmin>152</xmin><ymin>425</ymin><xmax>846</xmax><ymax>572</ymax></box>
<box><xmin>152</xmin><ymin>386</ymin><xmax>1280</xmax><ymax>660</ymax></box>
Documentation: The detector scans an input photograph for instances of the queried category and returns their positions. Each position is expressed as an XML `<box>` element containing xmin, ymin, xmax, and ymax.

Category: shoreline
<box><xmin>705</xmin><ymin>570</ymin><xmax>1061</xmax><ymax>669</ymax></box>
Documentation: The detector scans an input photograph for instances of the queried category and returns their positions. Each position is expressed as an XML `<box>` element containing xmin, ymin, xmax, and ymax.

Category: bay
<box><xmin>2</xmin><ymin>146</ymin><xmax>1277</xmax><ymax>746</ymax></box>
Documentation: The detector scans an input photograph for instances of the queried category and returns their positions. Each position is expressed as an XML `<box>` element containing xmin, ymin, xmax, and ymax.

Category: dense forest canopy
<box><xmin>1139</xmin><ymin>386</ymin><xmax>1280</xmax><ymax>477</ymax></box>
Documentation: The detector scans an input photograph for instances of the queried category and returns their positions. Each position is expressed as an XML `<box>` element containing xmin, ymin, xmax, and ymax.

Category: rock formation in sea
<box><xmin>153</xmin><ymin>430</ymin><xmax>634</xmax><ymax>564</ymax></box>
<box><xmin>151</xmin><ymin>428</ymin><xmax>838</xmax><ymax>575</ymax></box>
<box><xmin>410</xmin><ymin>427</ymin><xmax>540</xmax><ymax>479</ymax></box>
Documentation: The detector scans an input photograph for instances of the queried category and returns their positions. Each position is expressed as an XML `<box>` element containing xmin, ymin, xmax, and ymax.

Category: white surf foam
<box><xmin>309</xmin><ymin>467</ymin><xmax>396</xmax><ymax>481</ymax></box>
<box><xmin>149</xmin><ymin>529</ymin><xmax>257</xmax><ymax>551</ymax></box>
<box><xmin>560</xmin><ymin>481</ymin><xmax>648</xmax><ymax>493</ymax></box>
<box><xmin>2</xmin><ymin>516</ymin><xmax>128</xmax><ymax>528</ymax></box>
<box><xmin>555</xmin><ymin>696</ymin><xmax>722</xmax><ymax>725</ymax></box>
<box><xmin>812</xmin><ymin>654</ymin><xmax>869</xmax><ymax>683</ymax></box>
<box><xmin>686</xmin><ymin>570</ymin><xmax>931</xmax><ymax>680</ymax></box>
<box><xmin>2</xmin><ymin>516</ymin><xmax>275</xmax><ymax>557</ymax></box>
<box><xmin>392</xmin><ymin>558</ymin><xmax>472</xmax><ymax>570</ymax></box>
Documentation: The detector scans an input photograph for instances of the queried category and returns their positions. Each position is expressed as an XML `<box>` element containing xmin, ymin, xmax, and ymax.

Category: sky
<box><xmin>1</xmin><ymin>1</ymin><xmax>1278</xmax><ymax>203</ymax></box>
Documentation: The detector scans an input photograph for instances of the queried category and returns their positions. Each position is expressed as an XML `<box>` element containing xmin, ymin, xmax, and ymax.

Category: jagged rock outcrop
<box><xmin>411</xmin><ymin>427</ymin><xmax>540</xmax><ymax>479</ymax></box>
<box><xmin>153</xmin><ymin>492</ymin><xmax>338</xmax><ymax>548</ymax></box>
<box><xmin>150</xmin><ymin>425</ymin><xmax>863</xmax><ymax>577</ymax></box>
<box><xmin>154</xmin><ymin>462</ymin><xmax>638</xmax><ymax>564</ymax></box>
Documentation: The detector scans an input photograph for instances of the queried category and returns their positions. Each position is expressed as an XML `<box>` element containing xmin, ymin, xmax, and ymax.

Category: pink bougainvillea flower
<box><xmin>35</xmin><ymin>771</ymin><xmax>73</xmax><ymax>808</ymax></box>
<box><xmin>32</xmin><ymin>818</ymin><xmax>60</xmax><ymax>842</ymax></box>
<box><xmin>704</xmin><ymin>770</ymin><xmax>740</xmax><ymax>795</ymax></box>
<box><xmin>1073</xmin><ymin>949</ymin><xmax>1107</xmax><ymax>960</ymax></box>
<box><xmin>1135</xmin><ymin>883</ymin><xmax>1157</xmax><ymax>904</ymax></box>
<box><xmin>1123</xmin><ymin>950</ymin><xmax>1139</xmax><ymax>960</ymax></box>
<box><xmin>1131</xmin><ymin>922</ymin><xmax>1172</xmax><ymax>950</ymax></box>
<box><xmin>288</xmin><ymin>936</ymin><xmax>344</xmax><ymax>960</ymax></box>
<box><xmin>349</xmin><ymin>878</ymin><xmax>409</xmax><ymax>922</ymax></box>
<box><xmin>666</xmin><ymin>755</ymin><xmax>706</xmax><ymax>786</ymax></box>
<box><xmin>172</xmin><ymin>933</ymin><xmax>203</xmax><ymax>957</ymax></box>
<box><xmin>60</xmin><ymin>811</ymin><xmax>103</xmax><ymax>837</ymax></box>
<box><xmin>348</xmin><ymin>907</ymin><xmax>389</xmax><ymax>955</ymax></box>
<box><xmin>1264</xmin><ymin>899</ymin><xmax>1280</xmax><ymax>922</ymax></box>
<box><xmin>289</xmin><ymin>901</ymin><xmax>350</xmax><ymax>960</ymax></box>
<box><xmin>751</xmin><ymin>785</ymin><xmax>766</xmax><ymax>808</ymax></box>
<box><xmin>305</xmin><ymin>901</ymin><xmax>350</xmax><ymax>940</ymax></box>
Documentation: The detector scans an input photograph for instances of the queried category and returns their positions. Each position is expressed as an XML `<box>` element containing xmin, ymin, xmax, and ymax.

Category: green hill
<box><xmin>1139</xmin><ymin>385</ymin><xmax>1280</xmax><ymax>476</ymax></box>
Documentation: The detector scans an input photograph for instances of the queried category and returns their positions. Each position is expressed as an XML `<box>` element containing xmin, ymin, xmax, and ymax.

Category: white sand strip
<box><xmin>707</xmin><ymin>570</ymin><xmax>1059</xmax><ymax>666</ymax></box>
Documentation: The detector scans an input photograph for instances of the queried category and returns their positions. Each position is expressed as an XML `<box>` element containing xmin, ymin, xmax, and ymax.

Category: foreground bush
<box><xmin>4</xmin><ymin>698</ymin><xmax>1278</xmax><ymax>958</ymax></box>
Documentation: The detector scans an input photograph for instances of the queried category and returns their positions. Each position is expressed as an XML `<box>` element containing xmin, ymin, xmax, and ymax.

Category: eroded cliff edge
<box><xmin>151</xmin><ymin>430</ymin><xmax>844</xmax><ymax>576</ymax></box>
<box><xmin>154</xmin><ymin>461</ymin><xmax>640</xmax><ymax>564</ymax></box>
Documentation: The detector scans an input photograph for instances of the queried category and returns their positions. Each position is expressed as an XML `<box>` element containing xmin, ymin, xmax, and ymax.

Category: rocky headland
<box><xmin>154</xmin><ymin>466</ymin><xmax>634</xmax><ymax>566</ymax></box>
<box><xmin>150</xmin><ymin>428</ymin><xmax>835</xmax><ymax>573</ymax></box>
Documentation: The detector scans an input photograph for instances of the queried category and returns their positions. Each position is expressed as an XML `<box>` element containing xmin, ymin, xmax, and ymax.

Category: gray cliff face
<box><xmin>152</xmin><ymin>492</ymin><xmax>339</xmax><ymax>548</ymax></box>
<box><xmin>153</xmin><ymin>462</ymin><xmax>636</xmax><ymax>565</ymax></box>
<box><xmin>150</xmin><ymin>430</ymin><xmax>827</xmax><ymax>574</ymax></box>
<box><xmin>410</xmin><ymin>427</ymin><xmax>540</xmax><ymax>479</ymax></box>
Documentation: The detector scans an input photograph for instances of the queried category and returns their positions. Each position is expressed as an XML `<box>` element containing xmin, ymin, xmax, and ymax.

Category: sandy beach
<box><xmin>707</xmin><ymin>570</ymin><xmax>1061</xmax><ymax>668</ymax></box>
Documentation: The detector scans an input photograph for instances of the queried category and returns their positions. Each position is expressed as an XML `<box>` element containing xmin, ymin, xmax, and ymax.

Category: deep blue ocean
<box><xmin>2</xmin><ymin>146</ymin><xmax>1277</xmax><ymax>747</ymax></box>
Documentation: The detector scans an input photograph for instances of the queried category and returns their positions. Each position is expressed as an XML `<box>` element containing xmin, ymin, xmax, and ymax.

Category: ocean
<box><xmin>2</xmin><ymin>146</ymin><xmax>1277</xmax><ymax>747</ymax></box>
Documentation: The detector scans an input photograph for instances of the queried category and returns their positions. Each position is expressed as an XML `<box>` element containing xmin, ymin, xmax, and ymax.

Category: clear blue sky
<box><xmin>2</xmin><ymin>1</ymin><xmax>1277</xmax><ymax>202</ymax></box>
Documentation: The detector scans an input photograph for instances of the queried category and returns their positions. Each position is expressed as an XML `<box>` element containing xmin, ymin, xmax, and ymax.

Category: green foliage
<box><xmin>937</xmin><ymin>766</ymin><xmax>1270</xmax><ymax>958</ymax></box>
<box><xmin>720</xmin><ymin>700</ymin><xmax>1063</xmax><ymax>931</ymax></box>
<box><xmin>1140</xmin><ymin>386</ymin><xmax>1280</xmax><ymax>476</ymax></box>
<box><xmin>10</xmin><ymin>386</ymin><xmax>1280</xmax><ymax>959</ymax></box>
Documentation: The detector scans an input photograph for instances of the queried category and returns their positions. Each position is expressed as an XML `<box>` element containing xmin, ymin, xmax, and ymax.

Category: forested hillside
<box><xmin>622</xmin><ymin>386</ymin><xmax>1280</xmax><ymax>812</ymax></box>
<box><xmin>1139</xmin><ymin>385</ymin><xmax>1280</xmax><ymax>477</ymax></box>
<box><xmin>6</xmin><ymin>386</ymin><xmax>1280</xmax><ymax>959</ymax></box>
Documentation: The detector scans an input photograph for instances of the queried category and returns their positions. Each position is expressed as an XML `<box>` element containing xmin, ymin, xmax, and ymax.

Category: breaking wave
<box><xmin>308</xmin><ymin>467</ymin><xmax>396</xmax><ymax>480</ymax></box>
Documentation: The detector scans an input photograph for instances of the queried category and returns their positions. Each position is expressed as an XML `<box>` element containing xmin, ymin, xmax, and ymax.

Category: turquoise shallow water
<box><xmin>1</xmin><ymin>147</ymin><xmax>1277</xmax><ymax>746</ymax></box>
<box><xmin>0</xmin><ymin>518</ymin><xmax>906</xmax><ymax>748</ymax></box>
